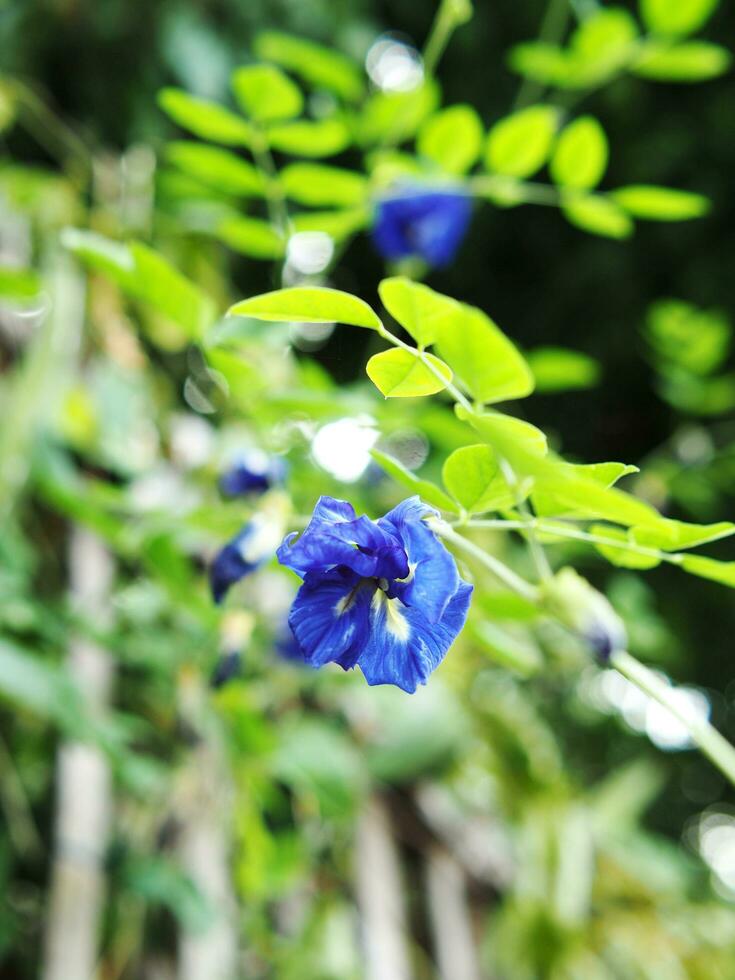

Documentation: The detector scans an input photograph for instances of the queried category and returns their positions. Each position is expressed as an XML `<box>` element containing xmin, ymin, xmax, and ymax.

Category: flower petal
<box><xmin>379</xmin><ymin>497</ymin><xmax>459</xmax><ymax>623</ymax></box>
<box><xmin>288</xmin><ymin>574</ymin><xmax>374</xmax><ymax>670</ymax></box>
<box><xmin>357</xmin><ymin>580</ymin><xmax>473</xmax><ymax>693</ymax></box>
<box><xmin>278</xmin><ymin>495</ymin><xmax>408</xmax><ymax>580</ymax></box>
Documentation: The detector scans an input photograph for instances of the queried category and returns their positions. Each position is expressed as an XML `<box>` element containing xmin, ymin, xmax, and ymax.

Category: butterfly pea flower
<box><xmin>219</xmin><ymin>449</ymin><xmax>287</xmax><ymax>497</ymax></box>
<box><xmin>209</xmin><ymin>512</ymin><xmax>285</xmax><ymax>604</ymax></box>
<box><xmin>372</xmin><ymin>186</ymin><xmax>473</xmax><ymax>268</ymax></box>
<box><xmin>277</xmin><ymin>495</ymin><xmax>472</xmax><ymax>693</ymax></box>
<box><xmin>542</xmin><ymin>567</ymin><xmax>627</xmax><ymax>662</ymax></box>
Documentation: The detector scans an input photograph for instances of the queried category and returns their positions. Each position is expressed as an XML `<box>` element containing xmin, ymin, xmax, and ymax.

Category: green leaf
<box><xmin>550</xmin><ymin>116</ymin><xmax>608</xmax><ymax>189</ymax></box>
<box><xmin>266</xmin><ymin>118</ymin><xmax>352</xmax><ymax>157</ymax></box>
<box><xmin>590</xmin><ymin>524</ymin><xmax>662</xmax><ymax>569</ymax></box>
<box><xmin>562</xmin><ymin>194</ymin><xmax>634</xmax><ymax>239</ymax></box>
<box><xmin>370</xmin><ymin>449</ymin><xmax>458</xmax><ymax>512</ymax></box>
<box><xmin>611</xmin><ymin>185</ymin><xmax>710</xmax><ymax>220</ymax></box>
<box><xmin>571</xmin><ymin>8</ymin><xmax>639</xmax><ymax>70</ymax></box>
<box><xmin>254</xmin><ymin>31</ymin><xmax>364</xmax><ymax>102</ymax></box>
<box><xmin>508</xmin><ymin>43</ymin><xmax>582</xmax><ymax>88</ymax></box>
<box><xmin>215</xmin><ymin>216</ymin><xmax>285</xmax><ymax>259</ymax></box>
<box><xmin>484</xmin><ymin>105</ymin><xmax>558</xmax><ymax>178</ymax></box>
<box><xmin>228</xmin><ymin>286</ymin><xmax>382</xmax><ymax>330</ymax></box>
<box><xmin>231</xmin><ymin>64</ymin><xmax>303</xmax><ymax>123</ymax></box>
<box><xmin>418</xmin><ymin>104</ymin><xmax>483</xmax><ymax>175</ymax></box>
<box><xmin>0</xmin><ymin>638</ymin><xmax>83</xmax><ymax>729</ymax></box>
<box><xmin>459</xmin><ymin>408</ymin><xmax>549</xmax><ymax>466</ymax></box>
<box><xmin>646</xmin><ymin>300</ymin><xmax>730</xmax><ymax>375</ymax></box>
<box><xmin>632</xmin><ymin>518</ymin><xmax>735</xmax><ymax>551</ymax></box>
<box><xmin>366</xmin><ymin>348</ymin><xmax>452</xmax><ymax>398</ymax></box>
<box><xmin>679</xmin><ymin>554</ymin><xmax>735</xmax><ymax>589</ymax></box>
<box><xmin>378</xmin><ymin>277</ymin><xmax>461</xmax><ymax>348</ymax></box>
<box><xmin>63</xmin><ymin>230</ymin><xmax>216</xmax><ymax>339</ymax></box>
<box><xmin>435</xmin><ymin>304</ymin><xmax>534</xmax><ymax>404</ymax></box>
<box><xmin>292</xmin><ymin>208</ymin><xmax>368</xmax><ymax>241</ymax></box>
<box><xmin>632</xmin><ymin>41</ymin><xmax>731</xmax><ymax>82</ymax></box>
<box><xmin>527</xmin><ymin>346</ymin><xmax>600</xmax><ymax>392</ymax></box>
<box><xmin>166</xmin><ymin>142</ymin><xmax>265</xmax><ymax>196</ymax></box>
<box><xmin>532</xmin><ymin>461</ymin><xmax>657</xmax><ymax>526</ymax></box>
<box><xmin>533</xmin><ymin>461</ymin><xmax>638</xmax><ymax>517</ymax></box>
<box><xmin>280</xmin><ymin>163</ymin><xmax>368</xmax><ymax>207</ymax></box>
<box><xmin>442</xmin><ymin>444</ymin><xmax>516</xmax><ymax>513</ymax></box>
<box><xmin>640</xmin><ymin>0</ymin><xmax>720</xmax><ymax>37</ymax></box>
<box><xmin>0</xmin><ymin>266</ymin><xmax>41</xmax><ymax>301</ymax></box>
<box><xmin>158</xmin><ymin>88</ymin><xmax>252</xmax><ymax>145</ymax></box>
<box><xmin>359</xmin><ymin>81</ymin><xmax>439</xmax><ymax>146</ymax></box>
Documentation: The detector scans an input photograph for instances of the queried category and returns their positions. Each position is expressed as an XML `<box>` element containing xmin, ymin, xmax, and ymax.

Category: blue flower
<box><xmin>219</xmin><ymin>449</ymin><xmax>287</xmax><ymax>497</ymax></box>
<box><xmin>277</xmin><ymin>496</ymin><xmax>472</xmax><ymax>693</ymax></box>
<box><xmin>210</xmin><ymin>650</ymin><xmax>243</xmax><ymax>688</ymax></box>
<box><xmin>372</xmin><ymin>187</ymin><xmax>473</xmax><ymax>268</ymax></box>
<box><xmin>209</xmin><ymin>514</ymin><xmax>283</xmax><ymax>604</ymax></box>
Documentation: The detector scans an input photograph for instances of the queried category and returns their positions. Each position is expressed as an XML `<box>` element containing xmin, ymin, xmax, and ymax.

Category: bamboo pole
<box><xmin>425</xmin><ymin>846</ymin><xmax>482</xmax><ymax>980</ymax></box>
<box><xmin>42</xmin><ymin>526</ymin><xmax>115</xmax><ymax>980</ymax></box>
<box><xmin>355</xmin><ymin>794</ymin><xmax>413</xmax><ymax>980</ymax></box>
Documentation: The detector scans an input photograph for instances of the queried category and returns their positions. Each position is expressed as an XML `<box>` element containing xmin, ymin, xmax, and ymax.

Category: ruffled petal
<box><xmin>357</xmin><ymin>580</ymin><xmax>473</xmax><ymax>693</ymax></box>
<box><xmin>288</xmin><ymin>575</ymin><xmax>375</xmax><ymax>670</ymax></box>
<box><xmin>379</xmin><ymin>497</ymin><xmax>459</xmax><ymax>623</ymax></box>
<box><xmin>278</xmin><ymin>495</ymin><xmax>408</xmax><ymax>581</ymax></box>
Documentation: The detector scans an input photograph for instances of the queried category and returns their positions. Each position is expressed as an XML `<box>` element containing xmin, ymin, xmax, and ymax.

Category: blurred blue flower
<box><xmin>210</xmin><ymin>650</ymin><xmax>243</xmax><ymax>688</ymax></box>
<box><xmin>277</xmin><ymin>496</ymin><xmax>472</xmax><ymax>693</ymax></box>
<box><xmin>372</xmin><ymin>187</ymin><xmax>473</xmax><ymax>268</ymax></box>
<box><xmin>209</xmin><ymin>514</ymin><xmax>280</xmax><ymax>604</ymax></box>
<box><xmin>219</xmin><ymin>449</ymin><xmax>287</xmax><ymax>497</ymax></box>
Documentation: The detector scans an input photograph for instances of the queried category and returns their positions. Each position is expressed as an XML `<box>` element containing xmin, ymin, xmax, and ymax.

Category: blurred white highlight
<box><xmin>312</xmin><ymin>417</ymin><xmax>379</xmax><ymax>482</ymax></box>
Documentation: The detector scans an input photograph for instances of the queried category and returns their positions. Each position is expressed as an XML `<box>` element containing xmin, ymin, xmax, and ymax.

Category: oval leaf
<box><xmin>418</xmin><ymin>105</ymin><xmax>483</xmax><ymax>175</ymax></box>
<box><xmin>563</xmin><ymin>194</ymin><xmax>634</xmax><ymax>239</ymax></box>
<box><xmin>435</xmin><ymin>305</ymin><xmax>534</xmax><ymax>404</ymax></box>
<box><xmin>158</xmin><ymin>88</ymin><xmax>252</xmax><ymax>145</ymax></box>
<box><xmin>442</xmin><ymin>444</ymin><xmax>516</xmax><ymax>513</ymax></box>
<box><xmin>231</xmin><ymin>65</ymin><xmax>303</xmax><ymax>123</ymax></box>
<box><xmin>485</xmin><ymin>105</ymin><xmax>559</xmax><ymax>178</ymax></box>
<box><xmin>229</xmin><ymin>286</ymin><xmax>382</xmax><ymax>330</ymax></box>
<box><xmin>550</xmin><ymin>116</ymin><xmax>608</xmax><ymax>189</ymax></box>
<box><xmin>378</xmin><ymin>277</ymin><xmax>462</xmax><ymax>348</ymax></box>
<box><xmin>366</xmin><ymin>348</ymin><xmax>452</xmax><ymax>398</ymax></box>
<box><xmin>611</xmin><ymin>185</ymin><xmax>710</xmax><ymax>220</ymax></box>
<box><xmin>166</xmin><ymin>142</ymin><xmax>265</xmax><ymax>196</ymax></box>
<box><xmin>280</xmin><ymin>163</ymin><xmax>368</xmax><ymax>207</ymax></box>
<box><xmin>640</xmin><ymin>0</ymin><xmax>719</xmax><ymax>37</ymax></box>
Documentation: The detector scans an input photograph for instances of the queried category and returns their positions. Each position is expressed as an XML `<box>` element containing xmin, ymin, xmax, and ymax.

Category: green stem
<box><xmin>378</xmin><ymin>323</ymin><xmax>475</xmax><ymax>413</ymax></box>
<box><xmin>611</xmin><ymin>650</ymin><xmax>735</xmax><ymax>787</ymax></box>
<box><xmin>513</xmin><ymin>0</ymin><xmax>570</xmax><ymax>110</ymax></box>
<box><xmin>428</xmin><ymin>518</ymin><xmax>541</xmax><ymax>601</ymax></box>
<box><xmin>250</xmin><ymin>127</ymin><xmax>290</xmax><ymax>238</ymax></box>
<box><xmin>422</xmin><ymin>0</ymin><xmax>473</xmax><ymax>77</ymax></box>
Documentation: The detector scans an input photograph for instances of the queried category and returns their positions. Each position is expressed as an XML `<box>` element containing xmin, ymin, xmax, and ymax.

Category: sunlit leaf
<box><xmin>166</xmin><ymin>142</ymin><xmax>266</xmax><ymax>196</ymax></box>
<box><xmin>550</xmin><ymin>116</ymin><xmax>608</xmax><ymax>189</ymax></box>
<box><xmin>632</xmin><ymin>41</ymin><xmax>731</xmax><ymax>82</ymax></box>
<box><xmin>435</xmin><ymin>305</ymin><xmax>534</xmax><ymax>404</ymax></box>
<box><xmin>484</xmin><ymin>105</ymin><xmax>558</xmax><ymax>178</ymax></box>
<box><xmin>418</xmin><ymin>104</ymin><xmax>483</xmax><ymax>175</ymax></box>
<box><xmin>458</xmin><ymin>408</ymin><xmax>549</xmax><ymax>465</ymax></box>
<box><xmin>267</xmin><ymin>118</ymin><xmax>352</xmax><ymax>157</ymax></box>
<box><xmin>640</xmin><ymin>0</ymin><xmax>720</xmax><ymax>37</ymax></box>
<box><xmin>366</xmin><ymin>348</ymin><xmax>452</xmax><ymax>397</ymax></box>
<box><xmin>359</xmin><ymin>81</ymin><xmax>439</xmax><ymax>146</ymax></box>
<box><xmin>158</xmin><ymin>88</ymin><xmax>252</xmax><ymax>145</ymax></box>
<box><xmin>563</xmin><ymin>194</ymin><xmax>634</xmax><ymax>239</ymax></box>
<box><xmin>216</xmin><ymin>216</ymin><xmax>285</xmax><ymax>259</ymax></box>
<box><xmin>231</xmin><ymin>64</ymin><xmax>303</xmax><ymax>123</ymax></box>
<box><xmin>679</xmin><ymin>554</ymin><xmax>735</xmax><ymax>589</ymax></box>
<box><xmin>378</xmin><ymin>277</ymin><xmax>461</xmax><ymax>348</ymax></box>
<box><xmin>254</xmin><ymin>31</ymin><xmax>364</xmax><ymax>101</ymax></box>
<box><xmin>527</xmin><ymin>347</ymin><xmax>601</xmax><ymax>392</ymax></box>
<box><xmin>591</xmin><ymin>524</ymin><xmax>662</xmax><ymax>569</ymax></box>
<box><xmin>63</xmin><ymin>230</ymin><xmax>216</xmax><ymax>340</ymax></box>
<box><xmin>442</xmin><ymin>444</ymin><xmax>516</xmax><ymax>513</ymax></box>
<box><xmin>0</xmin><ymin>266</ymin><xmax>41</xmax><ymax>301</ymax></box>
<box><xmin>646</xmin><ymin>300</ymin><xmax>730</xmax><ymax>375</ymax></box>
<box><xmin>632</xmin><ymin>518</ymin><xmax>735</xmax><ymax>551</ymax></box>
<box><xmin>533</xmin><ymin>461</ymin><xmax>638</xmax><ymax>517</ymax></box>
<box><xmin>228</xmin><ymin>286</ymin><xmax>382</xmax><ymax>330</ymax></box>
<box><xmin>571</xmin><ymin>8</ymin><xmax>639</xmax><ymax>71</ymax></box>
<box><xmin>611</xmin><ymin>185</ymin><xmax>710</xmax><ymax>220</ymax></box>
<box><xmin>292</xmin><ymin>208</ymin><xmax>369</xmax><ymax>241</ymax></box>
<box><xmin>280</xmin><ymin>163</ymin><xmax>368</xmax><ymax>207</ymax></box>
<box><xmin>370</xmin><ymin>449</ymin><xmax>459</xmax><ymax>512</ymax></box>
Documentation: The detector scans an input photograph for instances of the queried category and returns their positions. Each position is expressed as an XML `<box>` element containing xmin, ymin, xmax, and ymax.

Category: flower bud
<box><xmin>541</xmin><ymin>567</ymin><xmax>626</xmax><ymax>662</ymax></box>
